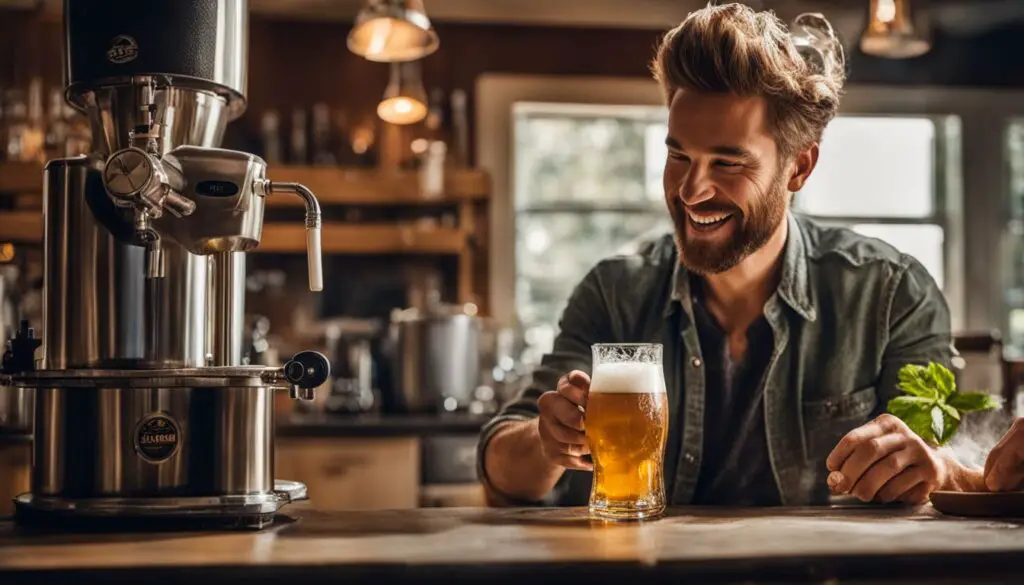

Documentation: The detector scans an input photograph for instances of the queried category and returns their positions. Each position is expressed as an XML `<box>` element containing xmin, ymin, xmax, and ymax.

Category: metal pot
<box><xmin>324</xmin><ymin>319</ymin><xmax>380</xmax><ymax>415</ymax></box>
<box><xmin>386</xmin><ymin>304</ymin><xmax>480</xmax><ymax>413</ymax></box>
<box><xmin>0</xmin><ymin>386</ymin><xmax>33</xmax><ymax>434</ymax></box>
<box><xmin>0</xmin><ymin>265</ymin><xmax>33</xmax><ymax>435</ymax></box>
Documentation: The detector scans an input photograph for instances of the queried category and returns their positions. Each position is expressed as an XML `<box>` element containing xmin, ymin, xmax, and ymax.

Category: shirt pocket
<box><xmin>801</xmin><ymin>385</ymin><xmax>879</xmax><ymax>462</ymax></box>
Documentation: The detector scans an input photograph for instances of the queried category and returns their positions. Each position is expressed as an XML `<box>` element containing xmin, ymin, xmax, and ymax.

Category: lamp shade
<box><xmin>860</xmin><ymin>0</ymin><xmax>931</xmax><ymax>59</ymax></box>
<box><xmin>348</xmin><ymin>0</ymin><xmax>439</xmax><ymax>63</ymax></box>
<box><xmin>377</xmin><ymin>61</ymin><xmax>428</xmax><ymax>125</ymax></box>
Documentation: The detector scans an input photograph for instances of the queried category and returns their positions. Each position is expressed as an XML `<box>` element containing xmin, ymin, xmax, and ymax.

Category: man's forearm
<box><xmin>482</xmin><ymin>418</ymin><xmax>565</xmax><ymax>504</ymax></box>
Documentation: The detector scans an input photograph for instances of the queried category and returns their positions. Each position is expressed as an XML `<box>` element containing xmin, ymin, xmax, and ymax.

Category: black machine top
<box><xmin>63</xmin><ymin>0</ymin><xmax>248</xmax><ymax>105</ymax></box>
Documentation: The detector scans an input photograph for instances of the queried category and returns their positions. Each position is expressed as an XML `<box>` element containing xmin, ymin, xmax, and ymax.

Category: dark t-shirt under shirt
<box><xmin>688</xmin><ymin>279</ymin><xmax>782</xmax><ymax>506</ymax></box>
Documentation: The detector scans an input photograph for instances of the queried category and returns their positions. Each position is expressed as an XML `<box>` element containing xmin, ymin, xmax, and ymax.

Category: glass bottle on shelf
<box><xmin>20</xmin><ymin>77</ymin><xmax>46</xmax><ymax>163</ymax></box>
<box><xmin>62</xmin><ymin>101</ymin><xmax>92</xmax><ymax>157</ymax></box>
<box><xmin>311</xmin><ymin>102</ymin><xmax>336</xmax><ymax>166</ymax></box>
<box><xmin>290</xmin><ymin>108</ymin><xmax>308</xmax><ymax>165</ymax></box>
<box><xmin>260</xmin><ymin>110</ymin><xmax>282</xmax><ymax>165</ymax></box>
<box><xmin>3</xmin><ymin>89</ymin><xmax>28</xmax><ymax>162</ymax></box>
<box><xmin>44</xmin><ymin>87</ymin><xmax>68</xmax><ymax>159</ymax></box>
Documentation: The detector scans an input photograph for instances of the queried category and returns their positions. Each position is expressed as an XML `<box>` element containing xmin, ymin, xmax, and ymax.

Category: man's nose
<box><xmin>679</xmin><ymin>165</ymin><xmax>715</xmax><ymax>206</ymax></box>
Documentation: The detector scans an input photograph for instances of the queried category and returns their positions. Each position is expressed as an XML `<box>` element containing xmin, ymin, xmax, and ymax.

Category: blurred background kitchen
<box><xmin>3</xmin><ymin>0</ymin><xmax>1024</xmax><ymax>512</ymax></box>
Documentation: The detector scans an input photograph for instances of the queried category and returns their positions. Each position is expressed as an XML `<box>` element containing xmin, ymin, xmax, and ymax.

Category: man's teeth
<box><xmin>688</xmin><ymin>212</ymin><xmax>732</xmax><ymax>225</ymax></box>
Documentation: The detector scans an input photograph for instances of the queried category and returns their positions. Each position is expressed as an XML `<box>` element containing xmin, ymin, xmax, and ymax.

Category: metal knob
<box><xmin>282</xmin><ymin>350</ymin><xmax>331</xmax><ymax>401</ymax></box>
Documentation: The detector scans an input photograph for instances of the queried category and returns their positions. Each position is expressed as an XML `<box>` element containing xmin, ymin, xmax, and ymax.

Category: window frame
<box><xmin>477</xmin><ymin>75</ymin><xmax>668</xmax><ymax>329</ymax></box>
<box><xmin>510</xmin><ymin>101</ymin><xmax>674</xmax><ymax>334</ymax></box>
<box><xmin>791</xmin><ymin>112</ymin><xmax>957</xmax><ymax>293</ymax></box>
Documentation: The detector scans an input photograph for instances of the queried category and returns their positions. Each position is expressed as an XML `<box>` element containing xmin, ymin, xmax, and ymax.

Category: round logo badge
<box><xmin>107</xmin><ymin>35</ymin><xmax>139</xmax><ymax>64</ymax></box>
<box><xmin>134</xmin><ymin>413</ymin><xmax>181</xmax><ymax>463</ymax></box>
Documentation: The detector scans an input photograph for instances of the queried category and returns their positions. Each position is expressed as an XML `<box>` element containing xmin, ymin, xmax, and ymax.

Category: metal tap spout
<box><xmin>263</xmin><ymin>181</ymin><xmax>324</xmax><ymax>292</ymax></box>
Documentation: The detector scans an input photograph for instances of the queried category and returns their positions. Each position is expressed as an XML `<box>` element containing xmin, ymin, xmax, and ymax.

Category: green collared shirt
<box><xmin>478</xmin><ymin>211</ymin><xmax>953</xmax><ymax>506</ymax></box>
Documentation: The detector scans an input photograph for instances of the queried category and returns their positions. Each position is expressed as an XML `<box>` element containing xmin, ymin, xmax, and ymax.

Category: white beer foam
<box><xmin>590</xmin><ymin>362</ymin><xmax>666</xmax><ymax>394</ymax></box>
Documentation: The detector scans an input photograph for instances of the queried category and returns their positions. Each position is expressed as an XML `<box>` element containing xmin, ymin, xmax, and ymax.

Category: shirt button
<box><xmin>684</xmin><ymin>452</ymin><xmax>696</xmax><ymax>463</ymax></box>
<box><xmin>691</xmin><ymin>357</ymin><xmax>702</xmax><ymax>368</ymax></box>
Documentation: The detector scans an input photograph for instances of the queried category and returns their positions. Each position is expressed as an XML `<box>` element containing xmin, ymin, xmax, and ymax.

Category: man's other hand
<box><xmin>826</xmin><ymin>414</ymin><xmax>951</xmax><ymax>504</ymax></box>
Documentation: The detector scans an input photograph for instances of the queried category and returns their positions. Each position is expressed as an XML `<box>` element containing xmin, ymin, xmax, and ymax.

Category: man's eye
<box><xmin>715</xmin><ymin>160</ymin><xmax>741</xmax><ymax>167</ymax></box>
<box><xmin>669</xmin><ymin>152</ymin><xmax>689</xmax><ymax>162</ymax></box>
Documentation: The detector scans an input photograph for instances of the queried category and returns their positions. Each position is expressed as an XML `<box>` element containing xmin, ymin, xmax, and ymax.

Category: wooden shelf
<box><xmin>0</xmin><ymin>211</ymin><xmax>42</xmax><ymax>242</ymax></box>
<box><xmin>0</xmin><ymin>162</ymin><xmax>490</xmax><ymax>206</ymax></box>
<box><xmin>0</xmin><ymin>212</ymin><xmax>467</xmax><ymax>256</ymax></box>
<box><xmin>0</xmin><ymin>161</ymin><xmax>45</xmax><ymax>194</ymax></box>
<box><xmin>0</xmin><ymin>160</ymin><xmax>490</xmax><ymax>307</ymax></box>
<box><xmin>257</xmin><ymin>223</ymin><xmax>468</xmax><ymax>255</ymax></box>
<box><xmin>264</xmin><ymin>165</ymin><xmax>489</xmax><ymax>206</ymax></box>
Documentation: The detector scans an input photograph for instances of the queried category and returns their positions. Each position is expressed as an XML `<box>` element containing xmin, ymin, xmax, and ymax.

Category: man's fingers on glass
<box><xmin>557</xmin><ymin>374</ymin><xmax>590</xmax><ymax>408</ymax></box>
<box><xmin>559</xmin><ymin>441</ymin><xmax>591</xmax><ymax>458</ymax></box>
<box><xmin>543</xmin><ymin>392</ymin><xmax>586</xmax><ymax>431</ymax></box>
<box><xmin>555</xmin><ymin>454</ymin><xmax>594</xmax><ymax>471</ymax></box>
<box><xmin>542</xmin><ymin>415</ymin><xmax>587</xmax><ymax>445</ymax></box>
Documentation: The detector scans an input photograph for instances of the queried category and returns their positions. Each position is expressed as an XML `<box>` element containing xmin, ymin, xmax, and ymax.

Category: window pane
<box><xmin>513</xmin><ymin>104</ymin><xmax>668</xmax><ymax>209</ymax></box>
<box><xmin>849</xmin><ymin>223</ymin><xmax>944</xmax><ymax>289</ymax></box>
<box><xmin>516</xmin><ymin>211</ymin><xmax>672</xmax><ymax>348</ymax></box>
<box><xmin>1004</xmin><ymin>120</ymin><xmax>1024</xmax><ymax>354</ymax></box>
<box><xmin>794</xmin><ymin>117</ymin><xmax>936</xmax><ymax>218</ymax></box>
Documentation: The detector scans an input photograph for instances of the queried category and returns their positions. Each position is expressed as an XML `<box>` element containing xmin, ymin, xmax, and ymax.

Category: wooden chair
<box><xmin>1002</xmin><ymin>359</ymin><xmax>1024</xmax><ymax>417</ymax></box>
<box><xmin>952</xmin><ymin>330</ymin><xmax>1016</xmax><ymax>415</ymax></box>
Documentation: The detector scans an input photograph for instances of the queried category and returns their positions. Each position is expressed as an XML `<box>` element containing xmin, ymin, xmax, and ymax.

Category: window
<box><xmin>513</xmin><ymin>103</ymin><xmax>672</xmax><ymax>353</ymax></box>
<box><xmin>1005</xmin><ymin>120</ymin><xmax>1024</xmax><ymax>353</ymax></box>
<box><xmin>512</xmin><ymin>110</ymin><xmax>958</xmax><ymax>353</ymax></box>
<box><xmin>793</xmin><ymin>115</ymin><xmax>955</xmax><ymax>291</ymax></box>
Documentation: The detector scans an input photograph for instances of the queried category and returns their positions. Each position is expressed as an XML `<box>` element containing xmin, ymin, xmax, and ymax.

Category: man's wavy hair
<box><xmin>651</xmin><ymin>3</ymin><xmax>846</xmax><ymax>158</ymax></box>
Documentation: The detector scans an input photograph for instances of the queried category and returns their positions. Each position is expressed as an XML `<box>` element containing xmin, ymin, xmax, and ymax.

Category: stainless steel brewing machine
<box><xmin>0</xmin><ymin>0</ymin><xmax>330</xmax><ymax>529</ymax></box>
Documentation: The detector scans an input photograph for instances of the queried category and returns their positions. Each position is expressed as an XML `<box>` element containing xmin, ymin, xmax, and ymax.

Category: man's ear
<box><xmin>787</xmin><ymin>143</ymin><xmax>819</xmax><ymax>193</ymax></box>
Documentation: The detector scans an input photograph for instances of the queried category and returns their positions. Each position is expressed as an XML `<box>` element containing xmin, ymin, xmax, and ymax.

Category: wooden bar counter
<box><xmin>2</xmin><ymin>503</ymin><xmax>1024</xmax><ymax>584</ymax></box>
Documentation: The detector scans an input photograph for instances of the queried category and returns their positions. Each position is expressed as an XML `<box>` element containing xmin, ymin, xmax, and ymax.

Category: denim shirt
<box><xmin>477</xmin><ymin>211</ymin><xmax>953</xmax><ymax>506</ymax></box>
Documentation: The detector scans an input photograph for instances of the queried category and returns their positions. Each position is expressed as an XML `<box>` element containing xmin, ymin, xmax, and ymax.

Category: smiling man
<box><xmin>477</xmin><ymin>3</ymin><xmax>975</xmax><ymax>507</ymax></box>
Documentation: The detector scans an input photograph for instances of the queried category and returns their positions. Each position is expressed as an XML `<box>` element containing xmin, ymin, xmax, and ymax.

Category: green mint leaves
<box><xmin>887</xmin><ymin>362</ymin><xmax>1002</xmax><ymax>446</ymax></box>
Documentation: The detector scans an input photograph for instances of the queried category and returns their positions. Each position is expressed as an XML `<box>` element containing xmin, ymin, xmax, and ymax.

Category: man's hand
<box><xmin>826</xmin><ymin>414</ymin><xmax>950</xmax><ymax>504</ymax></box>
<box><xmin>984</xmin><ymin>417</ymin><xmax>1024</xmax><ymax>492</ymax></box>
<box><xmin>536</xmin><ymin>370</ymin><xmax>593</xmax><ymax>471</ymax></box>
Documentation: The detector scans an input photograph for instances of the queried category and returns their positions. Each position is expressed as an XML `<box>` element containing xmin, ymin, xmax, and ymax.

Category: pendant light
<box><xmin>377</xmin><ymin>61</ymin><xmax>428</xmax><ymax>125</ymax></box>
<box><xmin>860</xmin><ymin>0</ymin><xmax>931</xmax><ymax>59</ymax></box>
<box><xmin>348</xmin><ymin>0</ymin><xmax>439</xmax><ymax>63</ymax></box>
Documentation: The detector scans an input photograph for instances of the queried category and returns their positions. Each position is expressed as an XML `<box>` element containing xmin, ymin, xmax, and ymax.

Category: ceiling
<box><xmin>1</xmin><ymin>0</ymin><xmax>1022</xmax><ymax>36</ymax></box>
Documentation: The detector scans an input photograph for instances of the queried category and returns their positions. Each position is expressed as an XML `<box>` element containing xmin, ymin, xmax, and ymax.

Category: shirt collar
<box><xmin>664</xmin><ymin>211</ymin><xmax>817</xmax><ymax>321</ymax></box>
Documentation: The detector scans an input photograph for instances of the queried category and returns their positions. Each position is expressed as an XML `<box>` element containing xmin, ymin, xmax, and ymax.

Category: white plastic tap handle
<box><xmin>306</xmin><ymin>226</ymin><xmax>323</xmax><ymax>292</ymax></box>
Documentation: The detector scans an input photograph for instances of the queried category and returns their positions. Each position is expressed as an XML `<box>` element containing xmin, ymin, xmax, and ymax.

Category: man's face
<box><xmin>663</xmin><ymin>90</ymin><xmax>806</xmax><ymax>274</ymax></box>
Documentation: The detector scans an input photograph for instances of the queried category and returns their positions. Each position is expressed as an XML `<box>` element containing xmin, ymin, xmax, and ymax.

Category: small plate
<box><xmin>930</xmin><ymin>490</ymin><xmax>1024</xmax><ymax>518</ymax></box>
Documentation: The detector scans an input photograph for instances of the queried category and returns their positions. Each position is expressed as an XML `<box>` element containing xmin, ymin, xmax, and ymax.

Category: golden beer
<box><xmin>585</xmin><ymin>343</ymin><xmax>668</xmax><ymax>520</ymax></box>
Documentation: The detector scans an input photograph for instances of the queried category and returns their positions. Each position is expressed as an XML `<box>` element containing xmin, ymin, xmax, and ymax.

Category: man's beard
<box><xmin>669</xmin><ymin>173</ymin><xmax>789</xmax><ymax>275</ymax></box>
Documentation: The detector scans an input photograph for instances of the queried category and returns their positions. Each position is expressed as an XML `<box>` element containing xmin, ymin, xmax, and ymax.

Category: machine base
<box><xmin>12</xmin><ymin>479</ymin><xmax>307</xmax><ymax>530</ymax></box>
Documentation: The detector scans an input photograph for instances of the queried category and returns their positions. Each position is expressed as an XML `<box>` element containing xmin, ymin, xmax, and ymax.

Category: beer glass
<box><xmin>586</xmin><ymin>343</ymin><xmax>668</xmax><ymax>521</ymax></box>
